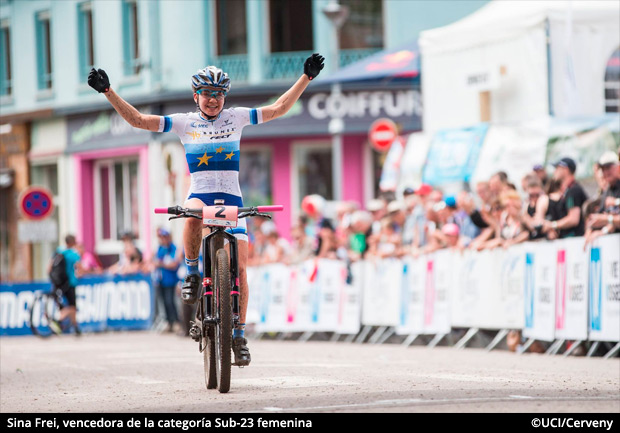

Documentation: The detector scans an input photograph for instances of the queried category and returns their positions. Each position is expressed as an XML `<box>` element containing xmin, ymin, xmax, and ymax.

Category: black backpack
<box><xmin>49</xmin><ymin>251</ymin><xmax>69</xmax><ymax>288</ymax></box>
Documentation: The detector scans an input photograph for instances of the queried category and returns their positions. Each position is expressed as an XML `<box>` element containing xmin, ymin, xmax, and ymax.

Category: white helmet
<box><xmin>191</xmin><ymin>66</ymin><xmax>231</xmax><ymax>93</ymax></box>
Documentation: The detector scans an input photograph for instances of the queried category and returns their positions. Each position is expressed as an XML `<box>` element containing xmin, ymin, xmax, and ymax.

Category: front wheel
<box><xmin>215</xmin><ymin>248</ymin><xmax>232</xmax><ymax>393</ymax></box>
<box><xmin>200</xmin><ymin>298</ymin><xmax>217</xmax><ymax>390</ymax></box>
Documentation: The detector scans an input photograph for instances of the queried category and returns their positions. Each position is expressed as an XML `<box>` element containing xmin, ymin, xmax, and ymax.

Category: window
<box><xmin>122</xmin><ymin>0</ymin><xmax>140</xmax><ymax>75</ymax></box>
<box><xmin>95</xmin><ymin>159</ymin><xmax>140</xmax><ymax>242</ymax></box>
<box><xmin>0</xmin><ymin>20</ymin><xmax>11</xmax><ymax>97</ymax></box>
<box><xmin>216</xmin><ymin>0</ymin><xmax>247</xmax><ymax>55</ymax></box>
<box><xmin>269</xmin><ymin>0</ymin><xmax>313</xmax><ymax>53</ymax></box>
<box><xmin>35</xmin><ymin>11</ymin><xmax>52</xmax><ymax>90</ymax></box>
<box><xmin>77</xmin><ymin>2</ymin><xmax>95</xmax><ymax>81</ymax></box>
<box><xmin>339</xmin><ymin>0</ymin><xmax>383</xmax><ymax>50</ymax></box>
<box><xmin>295</xmin><ymin>143</ymin><xmax>333</xmax><ymax>202</ymax></box>
<box><xmin>604</xmin><ymin>47</ymin><xmax>620</xmax><ymax>113</ymax></box>
<box><xmin>239</xmin><ymin>148</ymin><xmax>272</xmax><ymax>207</ymax></box>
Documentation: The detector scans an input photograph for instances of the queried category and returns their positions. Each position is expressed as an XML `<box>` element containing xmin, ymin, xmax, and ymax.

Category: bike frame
<box><xmin>201</xmin><ymin>226</ymin><xmax>240</xmax><ymax>325</ymax></box>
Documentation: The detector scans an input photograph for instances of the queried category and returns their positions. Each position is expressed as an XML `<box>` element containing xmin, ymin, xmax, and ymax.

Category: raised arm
<box><xmin>260</xmin><ymin>53</ymin><xmax>324</xmax><ymax>123</ymax></box>
<box><xmin>88</xmin><ymin>68</ymin><xmax>160</xmax><ymax>132</ymax></box>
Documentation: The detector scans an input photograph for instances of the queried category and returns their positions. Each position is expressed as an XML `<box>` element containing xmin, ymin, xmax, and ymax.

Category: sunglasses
<box><xmin>197</xmin><ymin>89</ymin><xmax>226</xmax><ymax>100</ymax></box>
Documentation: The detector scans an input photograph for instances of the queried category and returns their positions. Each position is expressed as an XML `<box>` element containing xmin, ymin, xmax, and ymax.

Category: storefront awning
<box><xmin>316</xmin><ymin>39</ymin><xmax>420</xmax><ymax>85</ymax></box>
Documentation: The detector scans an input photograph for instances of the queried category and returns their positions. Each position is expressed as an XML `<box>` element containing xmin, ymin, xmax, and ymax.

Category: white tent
<box><xmin>419</xmin><ymin>0</ymin><xmax>620</xmax><ymax>133</ymax></box>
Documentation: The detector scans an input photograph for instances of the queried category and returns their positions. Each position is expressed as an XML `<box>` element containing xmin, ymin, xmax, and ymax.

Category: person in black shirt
<box><xmin>542</xmin><ymin>157</ymin><xmax>588</xmax><ymax>238</ymax></box>
<box><xmin>585</xmin><ymin>151</ymin><xmax>620</xmax><ymax>244</ymax></box>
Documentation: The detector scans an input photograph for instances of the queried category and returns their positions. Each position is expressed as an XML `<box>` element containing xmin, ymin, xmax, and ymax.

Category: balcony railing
<box><xmin>265</xmin><ymin>50</ymin><xmax>313</xmax><ymax>81</ymax></box>
<box><xmin>213</xmin><ymin>54</ymin><xmax>249</xmax><ymax>83</ymax></box>
<box><xmin>216</xmin><ymin>48</ymin><xmax>382</xmax><ymax>84</ymax></box>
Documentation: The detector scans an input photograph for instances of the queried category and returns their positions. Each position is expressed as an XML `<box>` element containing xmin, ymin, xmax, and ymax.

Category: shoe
<box><xmin>49</xmin><ymin>320</ymin><xmax>62</xmax><ymax>335</ymax></box>
<box><xmin>74</xmin><ymin>327</ymin><xmax>82</xmax><ymax>337</ymax></box>
<box><xmin>181</xmin><ymin>274</ymin><xmax>201</xmax><ymax>304</ymax></box>
<box><xmin>232</xmin><ymin>337</ymin><xmax>251</xmax><ymax>366</ymax></box>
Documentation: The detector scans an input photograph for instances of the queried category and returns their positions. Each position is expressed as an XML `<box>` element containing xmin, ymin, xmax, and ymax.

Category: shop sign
<box><xmin>67</xmin><ymin>107</ymin><xmax>152</xmax><ymax>149</ymax></box>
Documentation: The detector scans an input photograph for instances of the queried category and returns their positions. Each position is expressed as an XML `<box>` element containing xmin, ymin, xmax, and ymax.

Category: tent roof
<box><xmin>315</xmin><ymin>39</ymin><xmax>420</xmax><ymax>85</ymax></box>
<box><xmin>420</xmin><ymin>0</ymin><xmax>620</xmax><ymax>55</ymax></box>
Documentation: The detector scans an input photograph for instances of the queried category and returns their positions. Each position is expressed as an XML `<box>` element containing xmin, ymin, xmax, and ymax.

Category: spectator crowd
<box><xmin>247</xmin><ymin>150</ymin><xmax>620</xmax><ymax>266</ymax></box>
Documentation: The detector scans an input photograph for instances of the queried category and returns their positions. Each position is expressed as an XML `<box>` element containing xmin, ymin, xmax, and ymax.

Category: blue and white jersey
<box><xmin>158</xmin><ymin>107</ymin><xmax>263</xmax><ymax>206</ymax></box>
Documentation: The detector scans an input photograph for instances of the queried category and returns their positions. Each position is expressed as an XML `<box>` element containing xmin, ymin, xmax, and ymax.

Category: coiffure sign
<box><xmin>307</xmin><ymin>89</ymin><xmax>422</xmax><ymax>120</ymax></box>
<box><xmin>219</xmin><ymin>87</ymin><xmax>423</xmax><ymax>137</ymax></box>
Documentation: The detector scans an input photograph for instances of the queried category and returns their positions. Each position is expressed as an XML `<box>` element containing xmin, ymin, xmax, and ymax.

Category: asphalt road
<box><xmin>1</xmin><ymin>331</ymin><xmax>618</xmax><ymax>413</ymax></box>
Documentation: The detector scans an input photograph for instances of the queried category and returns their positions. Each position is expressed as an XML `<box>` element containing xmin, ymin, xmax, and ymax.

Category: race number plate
<box><xmin>203</xmin><ymin>205</ymin><xmax>238</xmax><ymax>228</ymax></box>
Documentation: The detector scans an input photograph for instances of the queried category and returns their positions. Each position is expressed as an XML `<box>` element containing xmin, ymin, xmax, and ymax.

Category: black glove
<box><xmin>88</xmin><ymin>68</ymin><xmax>110</xmax><ymax>93</ymax></box>
<box><xmin>304</xmin><ymin>53</ymin><xmax>325</xmax><ymax>80</ymax></box>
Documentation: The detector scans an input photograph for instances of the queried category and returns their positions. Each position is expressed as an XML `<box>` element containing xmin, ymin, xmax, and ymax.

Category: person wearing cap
<box><xmin>597</xmin><ymin>151</ymin><xmax>620</xmax><ymax>213</ymax></box>
<box><xmin>441</xmin><ymin>223</ymin><xmax>462</xmax><ymax>250</ymax></box>
<box><xmin>584</xmin><ymin>151</ymin><xmax>620</xmax><ymax>244</ymax></box>
<box><xmin>542</xmin><ymin>157</ymin><xmax>588</xmax><ymax>238</ymax></box>
<box><xmin>533</xmin><ymin>164</ymin><xmax>549</xmax><ymax>189</ymax></box>
<box><xmin>153</xmin><ymin>227</ymin><xmax>181</xmax><ymax>333</ymax></box>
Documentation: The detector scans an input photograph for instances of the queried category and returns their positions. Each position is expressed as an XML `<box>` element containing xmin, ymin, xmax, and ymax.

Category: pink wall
<box><xmin>243</xmin><ymin>139</ymin><xmax>291</xmax><ymax>240</ymax></box>
<box><xmin>74</xmin><ymin>145</ymin><xmax>149</xmax><ymax>256</ymax></box>
<box><xmin>342</xmin><ymin>136</ymin><xmax>365</xmax><ymax>208</ymax></box>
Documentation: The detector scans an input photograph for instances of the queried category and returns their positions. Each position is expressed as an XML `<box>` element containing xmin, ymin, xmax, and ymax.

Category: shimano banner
<box><xmin>0</xmin><ymin>274</ymin><xmax>155</xmax><ymax>336</ymax></box>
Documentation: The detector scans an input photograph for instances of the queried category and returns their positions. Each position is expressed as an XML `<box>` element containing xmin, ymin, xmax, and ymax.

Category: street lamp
<box><xmin>322</xmin><ymin>0</ymin><xmax>349</xmax><ymax>201</ymax></box>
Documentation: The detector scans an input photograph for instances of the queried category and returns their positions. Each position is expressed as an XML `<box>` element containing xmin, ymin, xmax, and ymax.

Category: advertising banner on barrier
<box><xmin>362</xmin><ymin>259</ymin><xmax>402</xmax><ymax>326</ymax></box>
<box><xmin>255</xmin><ymin>263</ymin><xmax>290</xmax><ymax>333</ymax></box>
<box><xmin>423</xmin><ymin>251</ymin><xmax>451</xmax><ymax>335</ymax></box>
<box><xmin>555</xmin><ymin>238</ymin><xmax>589</xmax><ymax>341</ymax></box>
<box><xmin>396</xmin><ymin>257</ymin><xmax>426</xmax><ymax>335</ymax></box>
<box><xmin>0</xmin><ymin>274</ymin><xmax>155</xmax><ymax>336</ymax></box>
<box><xmin>523</xmin><ymin>242</ymin><xmax>557</xmax><ymax>342</ymax></box>
<box><xmin>589</xmin><ymin>234</ymin><xmax>620</xmax><ymax>342</ymax></box>
<box><xmin>336</xmin><ymin>261</ymin><xmax>362</xmax><ymax>335</ymax></box>
<box><xmin>498</xmin><ymin>245</ymin><xmax>526</xmax><ymax>330</ymax></box>
<box><xmin>246</xmin><ymin>266</ymin><xmax>262</xmax><ymax>326</ymax></box>
<box><xmin>452</xmin><ymin>250</ymin><xmax>484</xmax><ymax>329</ymax></box>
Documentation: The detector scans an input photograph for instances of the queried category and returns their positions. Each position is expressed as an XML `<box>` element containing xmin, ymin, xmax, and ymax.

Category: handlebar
<box><xmin>153</xmin><ymin>204</ymin><xmax>283</xmax><ymax>220</ymax></box>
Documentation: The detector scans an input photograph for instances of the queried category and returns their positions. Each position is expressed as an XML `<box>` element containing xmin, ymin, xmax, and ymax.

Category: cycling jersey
<box><xmin>158</xmin><ymin>107</ymin><xmax>263</xmax><ymax>241</ymax></box>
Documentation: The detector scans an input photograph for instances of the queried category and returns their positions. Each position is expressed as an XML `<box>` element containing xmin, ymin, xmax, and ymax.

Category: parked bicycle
<box><xmin>154</xmin><ymin>201</ymin><xmax>283</xmax><ymax>393</ymax></box>
<box><xmin>29</xmin><ymin>287</ymin><xmax>70</xmax><ymax>338</ymax></box>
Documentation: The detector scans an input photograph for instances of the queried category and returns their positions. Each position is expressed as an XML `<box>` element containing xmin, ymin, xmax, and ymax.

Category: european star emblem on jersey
<box><xmin>197</xmin><ymin>152</ymin><xmax>213</xmax><ymax>167</ymax></box>
<box><xmin>186</xmin><ymin>131</ymin><xmax>201</xmax><ymax>140</ymax></box>
<box><xmin>225</xmin><ymin>151</ymin><xmax>235</xmax><ymax>160</ymax></box>
<box><xmin>215</xmin><ymin>146</ymin><xmax>225</xmax><ymax>153</ymax></box>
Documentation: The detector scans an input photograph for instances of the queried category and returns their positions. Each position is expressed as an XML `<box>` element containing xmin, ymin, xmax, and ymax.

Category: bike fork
<box><xmin>229</xmin><ymin>238</ymin><xmax>241</xmax><ymax>327</ymax></box>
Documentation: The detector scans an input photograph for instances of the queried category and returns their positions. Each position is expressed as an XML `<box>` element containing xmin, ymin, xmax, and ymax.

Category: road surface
<box><xmin>1</xmin><ymin>331</ymin><xmax>618</xmax><ymax>413</ymax></box>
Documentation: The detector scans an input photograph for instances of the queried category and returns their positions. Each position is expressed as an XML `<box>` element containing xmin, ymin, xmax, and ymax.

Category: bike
<box><xmin>29</xmin><ymin>286</ymin><xmax>70</xmax><ymax>338</ymax></box>
<box><xmin>154</xmin><ymin>201</ymin><xmax>282</xmax><ymax>393</ymax></box>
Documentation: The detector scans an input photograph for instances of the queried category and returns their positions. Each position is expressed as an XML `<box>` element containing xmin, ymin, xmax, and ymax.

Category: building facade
<box><xmin>0</xmin><ymin>0</ymin><xmax>487</xmax><ymax>281</ymax></box>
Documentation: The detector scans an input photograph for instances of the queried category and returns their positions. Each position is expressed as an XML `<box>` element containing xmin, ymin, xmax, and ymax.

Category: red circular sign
<box><xmin>369</xmin><ymin>118</ymin><xmax>398</xmax><ymax>152</ymax></box>
<box><xmin>19</xmin><ymin>186</ymin><xmax>54</xmax><ymax>220</ymax></box>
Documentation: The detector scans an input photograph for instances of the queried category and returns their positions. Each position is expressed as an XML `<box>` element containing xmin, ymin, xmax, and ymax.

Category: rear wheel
<box><xmin>215</xmin><ymin>247</ymin><xmax>232</xmax><ymax>393</ymax></box>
